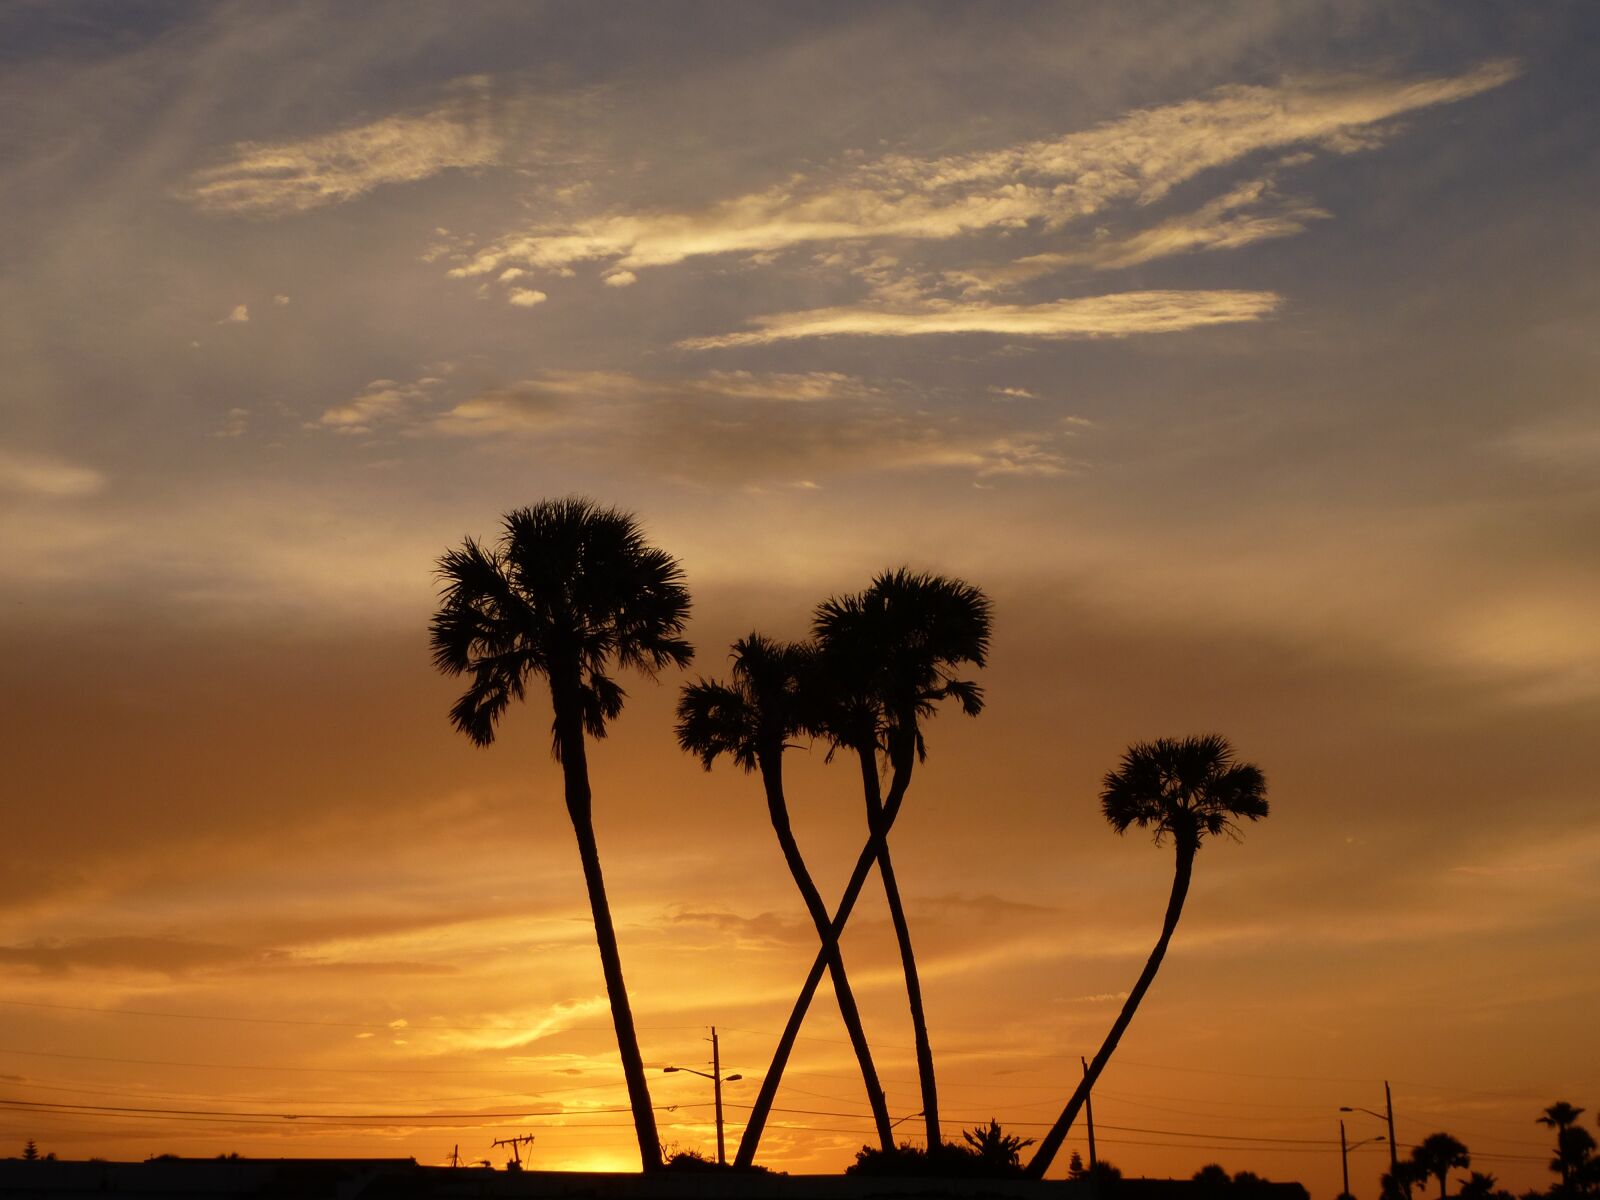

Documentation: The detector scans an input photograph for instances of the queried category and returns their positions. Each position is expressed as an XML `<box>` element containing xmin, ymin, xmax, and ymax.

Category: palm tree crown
<box><xmin>1540</xmin><ymin>1102</ymin><xmax>1586</xmax><ymax>1132</ymax></box>
<box><xmin>676</xmin><ymin>634</ymin><xmax>813</xmax><ymax>772</ymax></box>
<box><xmin>811</xmin><ymin>567</ymin><xmax>991</xmax><ymax>760</ymax></box>
<box><xmin>431</xmin><ymin>498</ymin><xmax>692</xmax><ymax>753</ymax></box>
<box><xmin>1102</xmin><ymin>733</ymin><xmax>1270</xmax><ymax>851</ymax></box>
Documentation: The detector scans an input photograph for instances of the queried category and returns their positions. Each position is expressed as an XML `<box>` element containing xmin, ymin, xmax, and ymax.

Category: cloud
<box><xmin>507</xmin><ymin>287</ymin><xmax>548</xmax><ymax>307</ymax></box>
<box><xmin>315</xmin><ymin>376</ymin><xmax>441</xmax><ymax>434</ymax></box>
<box><xmin>317</xmin><ymin>367</ymin><xmax>1086</xmax><ymax>485</ymax></box>
<box><xmin>215</xmin><ymin>407</ymin><xmax>249</xmax><ymax>438</ymax></box>
<box><xmin>445</xmin><ymin>61</ymin><xmax>1517</xmax><ymax>294</ymax></box>
<box><xmin>221</xmin><ymin>303</ymin><xmax>249</xmax><ymax>323</ymax></box>
<box><xmin>959</xmin><ymin>176</ymin><xmax>1330</xmax><ymax>286</ymax></box>
<box><xmin>0</xmin><ymin>934</ymin><xmax>456</xmax><ymax>978</ymax></box>
<box><xmin>677</xmin><ymin>289</ymin><xmax>1282</xmax><ymax>348</ymax></box>
<box><xmin>0</xmin><ymin>936</ymin><xmax>242</xmax><ymax>975</ymax></box>
<box><xmin>0</xmin><ymin>449</ymin><xmax>106</xmax><ymax>498</ymax></box>
<box><xmin>178</xmin><ymin>79</ymin><xmax>504</xmax><ymax>217</ymax></box>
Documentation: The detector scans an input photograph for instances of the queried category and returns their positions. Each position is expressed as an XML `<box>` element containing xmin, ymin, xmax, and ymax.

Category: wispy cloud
<box><xmin>678</xmin><ymin>289</ymin><xmax>1282</xmax><ymax>348</ymax></box>
<box><xmin>315</xmin><ymin>368</ymin><xmax>1086</xmax><ymax>484</ymax></box>
<box><xmin>316</xmin><ymin>375</ymin><xmax>446</xmax><ymax>434</ymax></box>
<box><xmin>178</xmin><ymin>79</ymin><xmax>505</xmax><ymax>217</ymax></box>
<box><xmin>0</xmin><ymin>448</ymin><xmax>106</xmax><ymax>498</ymax></box>
<box><xmin>956</xmin><ymin>176</ymin><xmax>1330</xmax><ymax>287</ymax></box>
<box><xmin>445</xmin><ymin>61</ymin><xmax>1517</xmax><ymax>300</ymax></box>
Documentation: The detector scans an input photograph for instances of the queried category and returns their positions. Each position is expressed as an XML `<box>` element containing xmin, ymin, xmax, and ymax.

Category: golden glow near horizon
<box><xmin>2</xmin><ymin>5</ymin><xmax>1597</xmax><ymax>1196</ymax></box>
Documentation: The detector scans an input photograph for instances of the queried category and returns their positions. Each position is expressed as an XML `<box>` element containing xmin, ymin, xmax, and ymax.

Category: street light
<box><xmin>1340</xmin><ymin>1081</ymin><xmax>1400</xmax><ymax>1176</ymax></box>
<box><xmin>1339</xmin><ymin>1118</ymin><xmax>1388</xmax><ymax>1197</ymax></box>
<box><xmin>662</xmin><ymin>1027</ymin><xmax>743</xmax><ymax>1166</ymax></box>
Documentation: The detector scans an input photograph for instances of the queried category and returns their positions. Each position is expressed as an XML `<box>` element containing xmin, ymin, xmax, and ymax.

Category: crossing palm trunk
<box><xmin>1026</xmin><ymin>839</ymin><xmax>1197</xmax><ymax>1178</ymax></box>
<box><xmin>759</xmin><ymin>748</ymin><xmax>895</xmax><ymax>1150</ymax></box>
<box><xmin>858</xmin><ymin>743</ymin><xmax>941</xmax><ymax>1151</ymax></box>
<box><xmin>734</xmin><ymin>767</ymin><xmax>914</xmax><ymax>1167</ymax></box>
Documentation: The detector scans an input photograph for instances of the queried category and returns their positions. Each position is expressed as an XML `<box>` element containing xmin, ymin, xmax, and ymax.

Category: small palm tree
<box><xmin>1411</xmin><ymin>1133</ymin><xmax>1471</xmax><ymax>1199</ymax></box>
<box><xmin>735</xmin><ymin>570</ymin><xmax>991</xmax><ymax>1165</ymax></box>
<box><xmin>963</xmin><ymin>1119</ymin><xmax>1035</xmax><ymax>1172</ymax></box>
<box><xmin>676</xmin><ymin>635</ymin><xmax>894</xmax><ymax>1151</ymax></box>
<box><xmin>1028</xmin><ymin>735</ymin><xmax>1268</xmax><ymax>1177</ymax></box>
<box><xmin>430</xmin><ymin>499</ymin><xmax>692</xmax><ymax>1171</ymax></box>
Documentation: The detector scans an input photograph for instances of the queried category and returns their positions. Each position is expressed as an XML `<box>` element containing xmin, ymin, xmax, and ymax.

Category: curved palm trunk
<box><xmin>759</xmin><ymin>749</ymin><xmax>895</xmax><ymax>1151</ymax></box>
<box><xmin>1026</xmin><ymin>840</ymin><xmax>1196</xmax><ymax>1179</ymax></box>
<box><xmin>554</xmin><ymin>687</ymin><xmax>662</xmax><ymax>1172</ymax></box>
<box><xmin>858</xmin><ymin>744</ymin><xmax>941</xmax><ymax>1151</ymax></box>
<box><xmin>734</xmin><ymin>768</ymin><xmax>914</xmax><ymax>1167</ymax></box>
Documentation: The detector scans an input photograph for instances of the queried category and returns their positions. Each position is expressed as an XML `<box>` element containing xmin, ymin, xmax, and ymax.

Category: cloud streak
<box><xmin>315</xmin><ymin>368</ymin><xmax>1085</xmax><ymax>484</ymax></box>
<box><xmin>678</xmin><ymin>289</ymin><xmax>1282</xmax><ymax>347</ymax></box>
<box><xmin>0</xmin><ymin>449</ymin><xmax>106</xmax><ymax>498</ymax></box>
<box><xmin>179</xmin><ymin>79</ymin><xmax>504</xmax><ymax>217</ymax></box>
<box><xmin>445</xmin><ymin>61</ymin><xmax>1517</xmax><ymax>295</ymax></box>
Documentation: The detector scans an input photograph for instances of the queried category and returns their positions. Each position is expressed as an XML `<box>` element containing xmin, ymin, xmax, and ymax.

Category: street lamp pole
<box><xmin>1341</xmin><ymin>1088</ymin><xmax>1399</xmax><ymax>1177</ymax></box>
<box><xmin>1342</xmin><ymin>1119</ymin><xmax>1351</xmax><ymax>1197</ymax></box>
<box><xmin>662</xmin><ymin>1029</ymin><xmax>743</xmax><ymax>1166</ymax></box>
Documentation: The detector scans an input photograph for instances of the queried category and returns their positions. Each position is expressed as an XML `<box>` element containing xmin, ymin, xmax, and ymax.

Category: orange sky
<box><xmin>2</xmin><ymin>4</ymin><xmax>1597</xmax><ymax>1196</ymax></box>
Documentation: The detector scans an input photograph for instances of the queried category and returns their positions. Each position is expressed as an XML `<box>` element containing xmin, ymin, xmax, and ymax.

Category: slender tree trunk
<box><xmin>554</xmin><ymin>683</ymin><xmax>662</xmax><ymax>1172</ymax></box>
<box><xmin>734</xmin><ymin>767</ymin><xmax>914</xmax><ymax>1167</ymax></box>
<box><xmin>759</xmin><ymin>748</ymin><xmax>894</xmax><ymax>1151</ymax></box>
<box><xmin>858</xmin><ymin>742</ymin><xmax>941</xmax><ymax>1151</ymax></box>
<box><xmin>1026</xmin><ymin>841</ymin><xmax>1197</xmax><ymax>1179</ymax></box>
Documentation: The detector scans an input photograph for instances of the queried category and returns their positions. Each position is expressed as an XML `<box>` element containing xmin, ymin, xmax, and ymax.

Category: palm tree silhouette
<box><xmin>811</xmin><ymin>569</ymin><xmax>990</xmax><ymax>1151</ymax></box>
<box><xmin>675</xmin><ymin>634</ymin><xmax>895</xmax><ymax>1151</ymax></box>
<box><xmin>735</xmin><ymin>570</ymin><xmax>991</xmax><ymax>1164</ymax></box>
<box><xmin>430</xmin><ymin>499</ymin><xmax>692</xmax><ymax>1172</ymax></box>
<box><xmin>1027</xmin><ymin>735</ymin><xmax>1268</xmax><ymax>1178</ymax></box>
<box><xmin>1539</xmin><ymin>1103</ymin><xmax>1588</xmax><ymax>1190</ymax></box>
<box><xmin>1411</xmin><ymin>1132</ymin><xmax>1471</xmax><ymax>1199</ymax></box>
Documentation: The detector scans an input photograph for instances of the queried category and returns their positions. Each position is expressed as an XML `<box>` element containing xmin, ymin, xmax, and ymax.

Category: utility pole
<box><xmin>712</xmin><ymin>1027</ymin><xmax>727</xmax><ymax>1167</ymax></box>
<box><xmin>1341</xmin><ymin>1120</ymin><xmax>1351</xmax><ymax>1197</ymax></box>
<box><xmin>1081</xmin><ymin>1056</ymin><xmax>1097</xmax><ymax>1170</ymax></box>
<box><xmin>491</xmin><ymin>1134</ymin><xmax>536</xmax><ymax>1170</ymax></box>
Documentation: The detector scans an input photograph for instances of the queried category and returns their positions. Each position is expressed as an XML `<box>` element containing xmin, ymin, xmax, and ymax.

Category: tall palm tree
<box><xmin>675</xmin><ymin>634</ymin><xmax>895</xmax><ymax>1151</ymax></box>
<box><xmin>735</xmin><ymin>570</ymin><xmax>991</xmax><ymax>1164</ymax></box>
<box><xmin>811</xmin><ymin>569</ymin><xmax>990</xmax><ymax>1152</ymax></box>
<box><xmin>430</xmin><ymin>499</ymin><xmax>692</xmax><ymax>1172</ymax></box>
<box><xmin>1411</xmin><ymin>1132</ymin><xmax>1471</xmax><ymax>1199</ymax></box>
<box><xmin>1027</xmin><ymin>735</ymin><xmax>1268</xmax><ymax>1178</ymax></box>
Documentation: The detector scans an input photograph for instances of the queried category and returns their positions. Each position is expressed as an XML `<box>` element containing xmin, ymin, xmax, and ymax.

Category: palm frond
<box><xmin>676</xmin><ymin>679</ymin><xmax>760</xmax><ymax>772</ymax></box>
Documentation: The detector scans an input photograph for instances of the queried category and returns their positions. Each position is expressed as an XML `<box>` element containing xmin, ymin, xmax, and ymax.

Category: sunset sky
<box><xmin>3</xmin><ymin>3</ymin><xmax>1598</xmax><ymax>1194</ymax></box>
